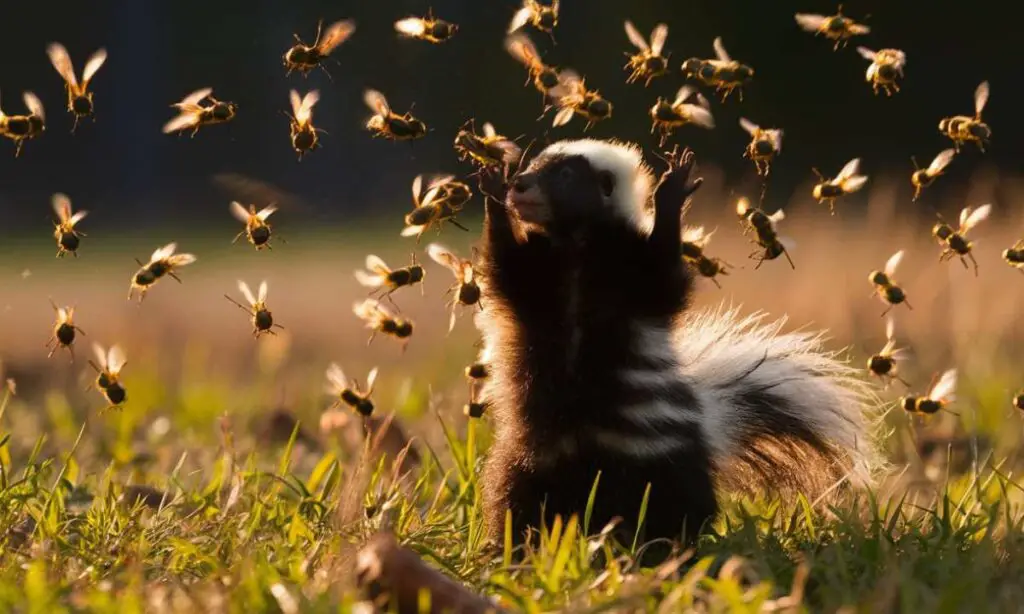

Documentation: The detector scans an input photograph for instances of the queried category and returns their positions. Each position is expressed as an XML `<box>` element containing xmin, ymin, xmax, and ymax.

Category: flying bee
<box><xmin>508</xmin><ymin>0</ymin><xmax>559</xmax><ymax>41</ymax></box>
<box><xmin>225</xmin><ymin>280</ymin><xmax>283</xmax><ymax>338</ymax></box>
<box><xmin>910</xmin><ymin>149</ymin><xmax>955</xmax><ymax>201</ymax></box>
<box><xmin>505</xmin><ymin>33</ymin><xmax>563</xmax><ymax>103</ymax></box>
<box><xmin>623</xmin><ymin>20</ymin><xmax>669</xmax><ymax>86</ymax></box>
<box><xmin>681</xmin><ymin>227</ymin><xmax>731</xmax><ymax>288</ymax></box>
<box><xmin>794</xmin><ymin>5</ymin><xmax>870</xmax><ymax>50</ymax></box>
<box><xmin>866</xmin><ymin>317</ymin><xmax>910</xmax><ymax>388</ymax></box>
<box><xmin>812</xmin><ymin>158</ymin><xmax>868</xmax><ymax>214</ymax></box>
<box><xmin>88</xmin><ymin>343</ymin><xmax>127</xmax><ymax>410</ymax></box>
<box><xmin>353</xmin><ymin>299</ymin><xmax>414</xmax><ymax>350</ymax></box>
<box><xmin>283</xmin><ymin>19</ymin><xmax>356</xmax><ymax>78</ymax></box>
<box><xmin>395</xmin><ymin>9</ymin><xmax>458</xmax><ymax>43</ymax></box>
<box><xmin>736</xmin><ymin>198</ymin><xmax>794</xmax><ymax>269</ymax></box>
<box><xmin>935</xmin><ymin>204</ymin><xmax>991</xmax><ymax>275</ymax></box>
<box><xmin>453</xmin><ymin>120</ymin><xmax>522</xmax><ymax>172</ymax></box>
<box><xmin>0</xmin><ymin>91</ymin><xmax>46</xmax><ymax>157</ymax></box>
<box><xmin>354</xmin><ymin>254</ymin><xmax>425</xmax><ymax>304</ymax></box>
<box><xmin>549</xmin><ymin>71</ymin><xmax>613</xmax><ymax>131</ymax></box>
<box><xmin>869</xmin><ymin>249</ymin><xmax>912</xmax><ymax>317</ymax></box>
<box><xmin>856</xmin><ymin>47</ymin><xmax>906</xmax><ymax>96</ymax></box>
<box><xmin>938</xmin><ymin>81</ymin><xmax>991</xmax><ymax>152</ymax></box>
<box><xmin>364</xmin><ymin>89</ymin><xmax>427</xmax><ymax>141</ymax></box>
<box><xmin>1013</xmin><ymin>391</ymin><xmax>1024</xmax><ymax>412</ymax></box>
<box><xmin>51</xmin><ymin>193</ymin><xmax>88</xmax><ymax>258</ymax></box>
<box><xmin>901</xmin><ymin>368</ymin><xmax>957</xmax><ymax>417</ymax></box>
<box><xmin>464</xmin><ymin>400</ymin><xmax>490</xmax><ymax>419</ymax></box>
<box><xmin>46</xmin><ymin>43</ymin><xmax>107</xmax><ymax>132</ymax></box>
<box><xmin>287</xmin><ymin>89</ymin><xmax>322</xmax><ymax>160</ymax></box>
<box><xmin>465</xmin><ymin>362</ymin><xmax>489</xmax><ymax>382</ymax></box>
<box><xmin>46</xmin><ymin>300</ymin><xmax>85</xmax><ymax>361</ymax></box>
<box><xmin>325</xmin><ymin>364</ymin><xmax>379</xmax><ymax>417</ymax></box>
<box><xmin>427</xmin><ymin>243</ymin><xmax>482</xmax><ymax>332</ymax></box>
<box><xmin>680</xmin><ymin>37</ymin><xmax>754</xmax><ymax>102</ymax></box>
<box><xmin>649</xmin><ymin>85</ymin><xmax>715</xmax><ymax>147</ymax></box>
<box><xmin>162</xmin><ymin>88</ymin><xmax>237</xmax><ymax>136</ymax></box>
<box><xmin>1002</xmin><ymin>240</ymin><xmax>1024</xmax><ymax>274</ymax></box>
<box><xmin>401</xmin><ymin>175</ymin><xmax>472</xmax><ymax>241</ymax></box>
<box><xmin>230</xmin><ymin>201</ymin><xmax>279</xmax><ymax>250</ymax></box>
<box><xmin>739</xmin><ymin>118</ymin><xmax>783</xmax><ymax>177</ymax></box>
<box><xmin>128</xmin><ymin>242</ymin><xmax>197</xmax><ymax>302</ymax></box>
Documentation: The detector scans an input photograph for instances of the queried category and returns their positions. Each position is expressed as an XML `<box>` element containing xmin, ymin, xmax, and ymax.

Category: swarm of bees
<box><xmin>128</xmin><ymin>243</ymin><xmax>197</xmax><ymax>302</ymax></box>
<box><xmin>395</xmin><ymin>10</ymin><xmax>458</xmax><ymax>44</ymax></box>
<box><xmin>869</xmin><ymin>250</ymin><xmax>912</xmax><ymax>317</ymax></box>
<box><xmin>932</xmin><ymin>204</ymin><xmax>991</xmax><ymax>275</ymax></box>
<box><xmin>739</xmin><ymin>118</ymin><xmax>782</xmax><ymax>177</ymax></box>
<box><xmin>737</xmin><ymin>198</ymin><xmax>794</xmax><ymax>269</ymax></box>
<box><xmin>231</xmin><ymin>201</ymin><xmax>279</xmax><ymax>250</ymax></box>
<box><xmin>163</xmin><ymin>88</ymin><xmax>237</xmax><ymax>136</ymax></box>
<box><xmin>225</xmin><ymin>281</ymin><xmax>283</xmax><ymax>338</ymax></box>
<box><xmin>46</xmin><ymin>43</ymin><xmax>107</xmax><ymax>132</ymax></box>
<box><xmin>365</xmin><ymin>89</ymin><xmax>427</xmax><ymax>141</ymax></box>
<box><xmin>508</xmin><ymin>0</ymin><xmax>559</xmax><ymax>41</ymax></box>
<box><xmin>283</xmin><ymin>19</ymin><xmax>356</xmax><ymax>78</ymax></box>
<box><xmin>812</xmin><ymin>158</ymin><xmax>868</xmax><ymax>214</ymax></box>
<box><xmin>427</xmin><ymin>244</ymin><xmax>482</xmax><ymax>332</ymax></box>
<box><xmin>0</xmin><ymin>91</ymin><xmax>46</xmax><ymax>156</ymax></box>
<box><xmin>623</xmin><ymin>21</ymin><xmax>669</xmax><ymax>86</ymax></box>
<box><xmin>794</xmin><ymin>6</ymin><xmax>870</xmax><ymax>50</ymax></box>
<box><xmin>939</xmin><ymin>81</ymin><xmax>991</xmax><ymax>152</ymax></box>
<box><xmin>649</xmin><ymin>86</ymin><xmax>714</xmax><ymax>147</ymax></box>
<box><xmin>857</xmin><ymin>47</ymin><xmax>906</xmax><ymax>96</ymax></box>
<box><xmin>287</xmin><ymin>89</ymin><xmax>322</xmax><ymax>159</ymax></box>
<box><xmin>51</xmin><ymin>193</ymin><xmax>87</xmax><ymax>258</ymax></box>
<box><xmin>910</xmin><ymin>149</ymin><xmax>955</xmax><ymax>201</ymax></box>
<box><xmin>549</xmin><ymin>71</ymin><xmax>613</xmax><ymax>130</ymax></box>
<box><xmin>680</xmin><ymin>37</ymin><xmax>754</xmax><ymax>102</ymax></box>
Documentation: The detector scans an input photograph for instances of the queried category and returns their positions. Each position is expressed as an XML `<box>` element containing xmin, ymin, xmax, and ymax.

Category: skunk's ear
<box><xmin>598</xmin><ymin>170</ymin><xmax>615</xmax><ymax>200</ymax></box>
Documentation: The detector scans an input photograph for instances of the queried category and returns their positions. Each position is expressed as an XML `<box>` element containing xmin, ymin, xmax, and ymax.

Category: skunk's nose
<box><xmin>512</xmin><ymin>173</ymin><xmax>537</xmax><ymax>193</ymax></box>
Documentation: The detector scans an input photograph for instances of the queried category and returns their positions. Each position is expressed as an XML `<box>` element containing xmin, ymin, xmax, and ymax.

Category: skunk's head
<box><xmin>506</xmin><ymin>139</ymin><xmax>654</xmax><ymax>236</ymax></box>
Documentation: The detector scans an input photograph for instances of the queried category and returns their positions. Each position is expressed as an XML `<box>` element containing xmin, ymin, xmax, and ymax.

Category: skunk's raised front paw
<box><xmin>477</xmin><ymin>168</ymin><xmax>510</xmax><ymax>205</ymax></box>
<box><xmin>654</xmin><ymin>146</ymin><xmax>704</xmax><ymax>210</ymax></box>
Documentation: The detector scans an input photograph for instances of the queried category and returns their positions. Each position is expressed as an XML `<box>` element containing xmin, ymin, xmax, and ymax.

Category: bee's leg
<box><xmin>273</xmin><ymin>323</ymin><xmax>285</xmax><ymax>330</ymax></box>
<box><xmin>318</xmin><ymin>64</ymin><xmax>334</xmax><ymax>82</ymax></box>
<box><xmin>896</xmin><ymin>375</ymin><xmax>911</xmax><ymax>388</ymax></box>
<box><xmin>958</xmin><ymin>255</ymin><xmax>968</xmax><ymax>271</ymax></box>
<box><xmin>75</xmin><ymin>326</ymin><xmax>87</xmax><ymax>336</ymax></box>
<box><xmin>880</xmin><ymin>305</ymin><xmax>892</xmax><ymax>318</ymax></box>
<box><xmin>67</xmin><ymin>344</ymin><xmax>75</xmax><ymax>364</ymax></box>
<box><xmin>14</xmin><ymin>140</ymin><xmax>24</xmax><ymax>158</ymax></box>
<box><xmin>232</xmin><ymin>231</ymin><xmax>246</xmax><ymax>244</ymax></box>
<box><xmin>366</xmin><ymin>332</ymin><xmax>376</xmax><ymax>347</ymax></box>
<box><xmin>71</xmin><ymin>115</ymin><xmax>80</xmax><ymax>134</ymax></box>
<box><xmin>169</xmin><ymin>272</ymin><xmax>183</xmax><ymax>283</ymax></box>
<box><xmin>738</xmin><ymin>87</ymin><xmax>744</xmax><ymax>103</ymax></box>
<box><xmin>968</xmin><ymin>252</ymin><xmax>979</xmax><ymax>276</ymax></box>
<box><xmin>711</xmin><ymin>277</ymin><xmax>722</xmax><ymax>289</ymax></box>
<box><xmin>449</xmin><ymin>219</ymin><xmax>471</xmax><ymax>232</ymax></box>
<box><xmin>754</xmin><ymin>256</ymin><xmax>766</xmax><ymax>270</ymax></box>
<box><xmin>783</xmin><ymin>249</ymin><xmax>796</xmax><ymax>270</ymax></box>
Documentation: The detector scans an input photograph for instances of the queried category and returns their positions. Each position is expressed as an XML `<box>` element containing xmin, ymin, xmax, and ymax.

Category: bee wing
<box><xmin>685</xmin><ymin>105</ymin><xmax>715</xmax><ymax>129</ymax></box>
<box><xmin>355</xmin><ymin>270</ymin><xmax>385</xmax><ymax>287</ymax></box>
<box><xmin>317</xmin><ymin>19</ymin><xmax>356</xmax><ymax>55</ymax></box>
<box><xmin>681</xmin><ymin>226</ymin><xmax>707</xmax><ymax>245</ymax></box>
<box><xmin>23</xmin><ymin>92</ymin><xmax>44</xmax><ymax>119</ymax></box>
<box><xmin>93</xmin><ymin>342</ymin><xmax>107</xmax><ymax>368</ymax></box>
<box><xmin>366</xmin><ymin>254</ymin><xmax>392</xmax><ymax>275</ymax></box>
<box><xmin>353</xmin><ymin>299</ymin><xmax>379</xmax><ymax>322</ymax></box>
<box><xmin>52</xmin><ymin>193</ymin><xmax>72</xmax><ymax>222</ymax></box>
<box><xmin>427</xmin><ymin>243</ymin><xmax>462</xmax><ymax>276</ymax></box>
<box><xmin>167</xmin><ymin>254</ymin><xmax>196</xmax><ymax>267</ymax></box>
<box><xmin>856</xmin><ymin>46</ymin><xmax>877</xmax><ymax>61</ymax></box>
<box><xmin>849</xmin><ymin>23</ymin><xmax>871</xmax><ymax>35</ymax></box>
<box><xmin>68</xmin><ymin>210</ymin><xmax>88</xmax><ymax>226</ymax></box>
<box><xmin>673</xmin><ymin>85</ymin><xmax>697</xmax><ymax>106</ymax></box>
<box><xmin>411</xmin><ymin>175</ymin><xmax>424</xmax><ymax>205</ymax></box>
<box><xmin>885</xmin><ymin>316</ymin><xmax>896</xmax><ymax>342</ymax></box>
<box><xmin>163</xmin><ymin>111</ymin><xmax>200</xmax><ymax>134</ymax></box>
<box><xmin>325</xmin><ymin>363</ymin><xmax>347</xmax><ymax>394</ymax></box>
<box><xmin>778</xmin><ymin>236</ymin><xmax>797</xmax><ymax>251</ymax></box>
<box><xmin>366</xmin><ymin>367</ymin><xmax>379</xmax><ymax>393</ymax></box>
<box><xmin>794</xmin><ymin>13</ymin><xmax>828</xmax><ymax>32</ymax></box>
<box><xmin>482</xmin><ymin>122</ymin><xmax>497</xmax><ymax>139</ymax></box>
<box><xmin>505</xmin><ymin>33</ymin><xmax>541</xmax><ymax>69</ymax></box>
<box><xmin>843</xmin><ymin>175</ymin><xmax>868</xmax><ymax>193</ymax></box>
<box><xmin>928</xmin><ymin>368</ymin><xmax>957</xmax><ymax>403</ymax></box>
<box><xmin>400</xmin><ymin>225</ymin><xmax>425</xmax><ymax>237</ymax></box>
<box><xmin>256</xmin><ymin>205</ymin><xmax>277</xmax><ymax>221</ymax></box>
<box><xmin>767</xmin><ymin>209</ymin><xmax>786</xmax><ymax>229</ymax></box>
<box><xmin>767</xmin><ymin>129</ymin><xmax>783</xmax><ymax>153</ymax></box>
<box><xmin>624</xmin><ymin>20</ymin><xmax>649</xmax><ymax>52</ymax></box>
<box><xmin>46</xmin><ymin>43</ymin><xmax>78</xmax><ymax>88</ymax></box>
<box><xmin>884</xmin><ymin>250</ymin><xmax>904</xmax><ymax>277</ymax></box>
<box><xmin>258</xmin><ymin>281</ymin><xmax>268</xmax><ymax>303</ymax></box>
<box><xmin>289</xmin><ymin>89</ymin><xmax>302</xmax><ymax>118</ymax></box>
<box><xmin>151</xmin><ymin>242</ymin><xmax>177</xmax><ymax>263</ymax></box>
<box><xmin>425</xmin><ymin>174</ymin><xmax>455</xmax><ymax>193</ymax></box>
<box><xmin>835</xmin><ymin>158</ymin><xmax>861</xmax><ymax>182</ymax></box>
<box><xmin>418</xmin><ymin>184</ymin><xmax>441</xmax><ymax>208</ymax></box>
<box><xmin>297</xmin><ymin>90</ymin><xmax>320</xmax><ymax>124</ymax></box>
<box><xmin>975</xmin><ymin>81</ymin><xmax>989</xmax><ymax>115</ymax></box>
<box><xmin>177</xmin><ymin>87</ymin><xmax>213</xmax><ymax>108</ymax></box>
<box><xmin>927</xmin><ymin>149</ymin><xmax>955</xmax><ymax>175</ymax></box>
<box><xmin>552</xmin><ymin>106</ymin><xmax>575</xmax><ymax>127</ymax></box>
<box><xmin>81</xmin><ymin>48</ymin><xmax>108</xmax><ymax>86</ymax></box>
<box><xmin>508</xmin><ymin>7</ymin><xmax>532</xmax><ymax>33</ymax></box>
<box><xmin>229</xmin><ymin>201</ymin><xmax>252</xmax><ymax>223</ymax></box>
<box><xmin>961</xmin><ymin>204</ymin><xmax>992</xmax><ymax>233</ymax></box>
<box><xmin>395</xmin><ymin>17</ymin><xmax>427</xmax><ymax>37</ymax></box>
<box><xmin>107</xmin><ymin>344</ymin><xmax>127</xmax><ymax>375</ymax></box>
<box><xmin>650</xmin><ymin>24</ymin><xmax>668</xmax><ymax>56</ymax></box>
<box><xmin>739</xmin><ymin>117</ymin><xmax>759</xmax><ymax>136</ymax></box>
<box><xmin>461</xmin><ymin>262</ymin><xmax>474</xmax><ymax>284</ymax></box>
<box><xmin>712</xmin><ymin>37</ymin><xmax>731</xmax><ymax>63</ymax></box>
<box><xmin>56</xmin><ymin>306</ymin><xmax>68</xmax><ymax>323</ymax></box>
<box><xmin>892</xmin><ymin>49</ymin><xmax>907</xmax><ymax>70</ymax></box>
<box><xmin>364</xmin><ymin>89</ymin><xmax>390</xmax><ymax>116</ymax></box>
<box><xmin>238</xmin><ymin>280</ymin><xmax>257</xmax><ymax>306</ymax></box>
<box><xmin>495</xmin><ymin>139</ymin><xmax>523</xmax><ymax>164</ymax></box>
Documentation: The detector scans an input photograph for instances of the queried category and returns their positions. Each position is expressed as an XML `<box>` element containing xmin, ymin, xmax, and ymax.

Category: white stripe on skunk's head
<box><xmin>514</xmin><ymin>139</ymin><xmax>655</xmax><ymax>234</ymax></box>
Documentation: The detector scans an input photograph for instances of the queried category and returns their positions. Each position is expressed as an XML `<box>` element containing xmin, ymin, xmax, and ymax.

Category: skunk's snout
<box><xmin>506</xmin><ymin>172</ymin><xmax>549</xmax><ymax>225</ymax></box>
<box><xmin>512</xmin><ymin>172</ymin><xmax>537</xmax><ymax>193</ymax></box>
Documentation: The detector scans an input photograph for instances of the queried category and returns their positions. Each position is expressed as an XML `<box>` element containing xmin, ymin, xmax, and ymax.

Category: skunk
<box><xmin>473</xmin><ymin>138</ymin><xmax>879</xmax><ymax>546</ymax></box>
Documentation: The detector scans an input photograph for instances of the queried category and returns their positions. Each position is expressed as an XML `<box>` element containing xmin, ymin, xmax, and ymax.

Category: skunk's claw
<box><xmin>655</xmin><ymin>147</ymin><xmax>704</xmax><ymax>209</ymax></box>
<box><xmin>477</xmin><ymin>168</ymin><xmax>509</xmax><ymax>205</ymax></box>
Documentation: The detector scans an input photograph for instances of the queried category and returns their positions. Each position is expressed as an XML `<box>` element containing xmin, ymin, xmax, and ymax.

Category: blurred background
<box><xmin>0</xmin><ymin>0</ymin><xmax>1022</xmax><ymax>478</ymax></box>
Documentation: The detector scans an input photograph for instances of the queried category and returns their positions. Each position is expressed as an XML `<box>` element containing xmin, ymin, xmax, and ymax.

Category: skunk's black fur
<box><xmin>475</xmin><ymin>139</ymin><xmax>877</xmax><ymax>547</ymax></box>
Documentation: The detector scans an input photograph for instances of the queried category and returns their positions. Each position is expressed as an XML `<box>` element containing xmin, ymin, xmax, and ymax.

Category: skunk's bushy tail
<box><xmin>675</xmin><ymin>306</ymin><xmax>882</xmax><ymax>498</ymax></box>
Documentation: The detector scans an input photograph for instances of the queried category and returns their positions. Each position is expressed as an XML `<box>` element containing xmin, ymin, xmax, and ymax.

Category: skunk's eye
<box><xmin>558</xmin><ymin>167</ymin><xmax>575</xmax><ymax>182</ymax></box>
<box><xmin>598</xmin><ymin>171</ymin><xmax>615</xmax><ymax>198</ymax></box>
